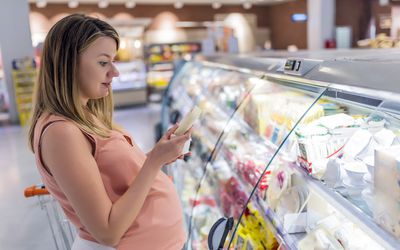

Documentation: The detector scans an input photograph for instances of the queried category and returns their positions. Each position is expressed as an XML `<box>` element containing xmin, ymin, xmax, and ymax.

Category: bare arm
<box><xmin>41</xmin><ymin>123</ymin><xmax>190</xmax><ymax>246</ymax></box>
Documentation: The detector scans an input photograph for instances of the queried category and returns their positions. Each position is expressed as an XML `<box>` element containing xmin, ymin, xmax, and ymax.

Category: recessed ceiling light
<box><xmin>174</xmin><ymin>1</ymin><xmax>184</xmax><ymax>9</ymax></box>
<box><xmin>98</xmin><ymin>0</ymin><xmax>109</xmax><ymax>9</ymax></box>
<box><xmin>125</xmin><ymin>0</ymin><xmax>136</xmax><ymax>9</ymax></box>
<box><xmin>243</xmin><ymin>2</ymin><xmax>252</xmax><ymax>9</ymax></box>
<box><xmin>212</xmin><ymin>2</ymin><xmax>222</xmax><ymax>9</ymax></box>
<box><xmin>36</xmin><ymin>0</ymin><xmax>47</xmax><ymax>8</ymax></box>
<box><xmin>68</xmin><ymin>0</ymin><xmax>79</xmax><ymax>8</ymax></box>
<box><xmin>134</xmin><ymin>40</ymin><xmax>142</xmax><ymax>49</ymax></box>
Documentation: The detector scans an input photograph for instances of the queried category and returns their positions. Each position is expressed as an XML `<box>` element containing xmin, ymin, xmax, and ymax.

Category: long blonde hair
<box><xmin>28</xmin><ymin>14</ymin><xmax>120</xmax><ymax>151</ymax></box>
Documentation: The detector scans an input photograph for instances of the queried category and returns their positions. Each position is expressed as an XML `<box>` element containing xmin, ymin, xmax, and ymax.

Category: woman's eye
<box><xmin>99</xmin><ymin>61</ymin><xmax>108</xmax><ymax>67</ymax></box>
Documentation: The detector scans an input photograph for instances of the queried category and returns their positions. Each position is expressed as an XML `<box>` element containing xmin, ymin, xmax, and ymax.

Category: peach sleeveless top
<box><xmin>33</xmin><ymin>113</ymin><xmax>186</xmax><ymax>250</ymax></box>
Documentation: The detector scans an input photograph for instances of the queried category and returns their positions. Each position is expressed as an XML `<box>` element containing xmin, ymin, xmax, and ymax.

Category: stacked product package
<box><xmin>374</xmin><ymin>146</ymin><xmax>400</xmax><ymax>238</ymax></box>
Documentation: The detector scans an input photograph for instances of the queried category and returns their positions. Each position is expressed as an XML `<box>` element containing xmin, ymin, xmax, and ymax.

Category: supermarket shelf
<box><xmin>261</xmin><ymin>203</ymin><xmax>303</xmax><ymax>250</ymax></box>
<box><xmin>212</xmin><ymin>92</ymin><xmax>400</xmax><ymax>248</ymax></box>
<box><xmin>148</xmin><ymin>86</ymin><xmax>168</xmax><ymax>92</ymax></box>
<box><xmin>196</xmin><ymin>82</ymin><xmax>279</xmax><ymax>152</ymax></box>
<box><xmin>149</xmin><ymin>60</ymin><xmax>174</xmax><ymax>67</ymax></box>
<box><xmin>293</xmin><ymin>166</ymin><xmax>400</xmax><ymax>250</ymax></box>
<box><xmin>147</xmin><ymin>70</ymin><xmax>174</xmax><ymax>76</ymax></box>
<box><xmin>226</xmin><ymin>194</ymin><xmax>302</xmax><ymax>250</ymax></box>
<box><xmin>205</xmin><ymin>80</ymin><xmax>400</xmax><ymax>249</ymax></box>
<box><xmin>206</xmin><ymin>93</ymin><xmax>400</xmax><ymax>249</ymax></box>
<box><xmin>112</xmin><ymin>85</ymin><xmax>147</xmax><ymax>93</ymax></box>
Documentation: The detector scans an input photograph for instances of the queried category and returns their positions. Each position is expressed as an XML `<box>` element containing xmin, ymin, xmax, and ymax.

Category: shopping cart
<box><xmin>24</xmin><ymin>184</ymin><xmax>76</xmax><ymax>250</ymax></box>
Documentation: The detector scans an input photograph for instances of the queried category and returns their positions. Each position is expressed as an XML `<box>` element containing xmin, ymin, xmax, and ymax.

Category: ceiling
<box><xmin>29</xmin><ymin>0</ymin><xmax>293</xmax><ymax>6</ymax></box>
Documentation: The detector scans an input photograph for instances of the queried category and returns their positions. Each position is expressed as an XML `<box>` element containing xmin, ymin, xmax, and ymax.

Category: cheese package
<box><xmin>374</xmin><ymin>145</ymin><xmax>400</xmax><ymax>239</ymax></box>
<box><xmin>174</xmin><ymin>105</ymin><xmax>202</xmax><ymax>136</ymax></box>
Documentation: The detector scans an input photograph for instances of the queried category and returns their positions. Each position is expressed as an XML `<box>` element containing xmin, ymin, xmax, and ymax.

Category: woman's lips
<box><xmin>102</xmin><ymin>82</ymin><xmax>112</xmax><ymax>87</ymax></box>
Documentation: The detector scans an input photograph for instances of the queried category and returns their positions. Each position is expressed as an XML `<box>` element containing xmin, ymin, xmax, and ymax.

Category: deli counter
<box><xmin>161</xmin><ymin>50</ymin><xmax>400</xmax><ymax>250</ymax></box>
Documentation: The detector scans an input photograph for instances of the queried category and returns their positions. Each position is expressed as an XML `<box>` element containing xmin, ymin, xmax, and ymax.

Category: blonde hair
<box><xmin>28</xmin><ymin>13</ymin><xmax>120</xmax><ymax>151</ymax></box>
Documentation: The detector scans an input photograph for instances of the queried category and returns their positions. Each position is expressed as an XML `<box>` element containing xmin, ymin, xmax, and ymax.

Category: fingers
<box><xmin>184</xmin><ymin>126</ymin><xmax>194</xmax><ymax>137</ymax></box>
<box><xmin>169</xmin><ymin>133</ymin><xmax>191</xmax><ymax>143</ymax></box>
<box><xmin>164</xmin><ymin>124</ymin><xmax>179</xmax><ymax>139</ymax></box>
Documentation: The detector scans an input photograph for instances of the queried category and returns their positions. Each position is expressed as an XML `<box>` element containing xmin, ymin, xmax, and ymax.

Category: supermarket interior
<box><xmin>1</xmin><ymin>0</ymin><xmax>400</xmax><ymax>249</ymax></box>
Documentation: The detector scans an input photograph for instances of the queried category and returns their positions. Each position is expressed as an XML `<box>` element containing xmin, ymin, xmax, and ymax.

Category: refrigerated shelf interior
<box><xmin>162</xmin><ymin>51</ymin><xmax>400</xmax><ymax>250</ymax></box>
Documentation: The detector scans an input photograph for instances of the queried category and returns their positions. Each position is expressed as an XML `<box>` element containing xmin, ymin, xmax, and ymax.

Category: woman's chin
<box><xmin>91</xmin><ymin>91</ymin><xmax>110</xmax><ymax>100</ymax></box>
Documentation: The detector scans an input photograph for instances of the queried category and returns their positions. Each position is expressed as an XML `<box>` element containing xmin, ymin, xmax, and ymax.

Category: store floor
<box><xmin>0</xmin><ymin>104</ymin><xmax>161</xmax><ymax>249</ymax></box>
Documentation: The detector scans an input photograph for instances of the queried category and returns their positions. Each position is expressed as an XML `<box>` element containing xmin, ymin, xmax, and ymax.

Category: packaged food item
<box><xmin>295</xmin><ymin>113</ymin><xmax>364</xmax><ymax>176</ymax></box>
<box><xmin>373</xmin><ymin>128</ymin><xmax>396</xmax><ymax>147</ymax></box>
<box><xmin>174</xmin><ymin>105</ymin><xmax>202</xmax><ymax>136</ymax></box>
<box><xmin>173</xmin><ymin>105</ymin><xmax>202</xmax><ymax>154</ymax></box>
<box><xmin>374</xmin><ymin>146</ymin><xmax>400</xmax><ymax>238</ymax></box>
<box><xmin>231</xmin><ymin>205</ymin><xmax>278</xmax><ymax>250</ymax></box>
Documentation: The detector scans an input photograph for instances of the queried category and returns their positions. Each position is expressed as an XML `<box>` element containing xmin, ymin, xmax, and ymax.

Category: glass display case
<box><xmin>162</xmin><ymin>52</ymin><xmax>400</xmax><ymax>250</ymax></box>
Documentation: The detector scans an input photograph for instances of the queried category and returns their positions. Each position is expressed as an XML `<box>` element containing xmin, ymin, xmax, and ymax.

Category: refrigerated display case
<box><xmin>112</xmin><ymin>60</ymin><xmax>147</xmax><ymax>107</ymax></box>
<box><xmin>162</xmin><ymin>51</ymin><xmax>400</xmax><ymax>250</ymax></box>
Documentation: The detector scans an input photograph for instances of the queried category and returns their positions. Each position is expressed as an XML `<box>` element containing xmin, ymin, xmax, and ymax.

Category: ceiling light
<box><xmin>68</xmin><ymin>0</ymin><xmax>79</xmax><ymax>8</ymax></box>
<box><xmin>243</xmin><ymin>2</ymin><xmax>252</xmax><ymax>9</ymax></box>
<box><xmin>125</xmin><ymin>0</ymin><xmax>136</xmax><ymax>8</ymax></box>
<box><xmin>134</xmin><ymin>40</ymin><xmax>142</xmax><ymax>49</ymax></box>
<box><xmin>98</xmin><ymin>0</ymin><xmax>109</xmax><ymax>9</ymax></box>
<box><xmin>212</xmin><ymin>2</ymin><xmax>222</xmax><ymax>9</ymax></box>
<box><xmin>36</xmin><ymin>0</ymin><xmax>47</xmax><ymax>8</ymax></box>
<box><xmin>174</xmin><ymin>1</ymin><xmax>184</xmax><ymax>9</ymax></box>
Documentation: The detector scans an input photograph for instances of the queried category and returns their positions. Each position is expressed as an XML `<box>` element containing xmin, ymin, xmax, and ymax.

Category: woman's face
<box><xmin>77</xmin><ymin>36</ymin><xmax>119</xmax><ymax>105</ymax></box>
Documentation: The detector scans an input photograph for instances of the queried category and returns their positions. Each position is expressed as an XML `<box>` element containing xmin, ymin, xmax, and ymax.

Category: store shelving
<box><xmin>224</xmin><ymin>83</ymin><xmax>400</xmax><ymax>249</ymax></box>
<box><xmin>11</xmin><ymin>58</ymin><xmax>37</xmax><ymax>126</ymax></box>
<box><xmin>112</xmin><ymin>60</ymin><xmax>147</xmax><ymax>107</ymax></box>
<box><xmin>145</xmin><ymin>42</ymin><xmax>201</xmax><ymax>102</ymax></box>
<box><xmin>293</xmin><ymin>165</ymin><xmax>400</xmax><ymax>249</ymax></box>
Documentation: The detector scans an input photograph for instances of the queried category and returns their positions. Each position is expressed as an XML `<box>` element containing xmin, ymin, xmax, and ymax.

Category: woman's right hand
<box><xmin>147</xmin><ymin>124</ymin><xmax>192</xmax><ymax>168</ymax></box>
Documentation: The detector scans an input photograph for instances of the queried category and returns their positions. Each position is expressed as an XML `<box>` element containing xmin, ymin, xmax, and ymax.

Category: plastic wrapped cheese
<box><xmin>174</xmin><ymin>105</ymin><xmax>202</xmax><ymax>136</ymax></box>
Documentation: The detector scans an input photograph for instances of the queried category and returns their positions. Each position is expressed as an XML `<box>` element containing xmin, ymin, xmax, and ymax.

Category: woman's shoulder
<box><xmin>38</xmin><ymin>113</ymin><xmax>90</xmax><ymax>148</ymax></box>
<box><xmin>36</xmin><ymin>112</ymin><xmax>81</xmax><ymax>137</ymax></box>
<box><xmin>38</xmin><ymin>112</ymin><xmax>65</xmax><ymax>123</ymax></box>
<box><xmin>33</xmin><ymin>112</ymin><xmax>88</xmax><ymax>154</ymax></box>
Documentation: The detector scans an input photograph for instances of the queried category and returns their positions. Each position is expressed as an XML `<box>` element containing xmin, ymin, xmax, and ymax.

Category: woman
<box><xmin>28</xmin><ymin>14</ymin><xmax>190</xmax><ymax>250</ymax></box>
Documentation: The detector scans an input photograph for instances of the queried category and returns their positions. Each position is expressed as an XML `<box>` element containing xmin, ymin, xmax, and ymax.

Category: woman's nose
<box><xmin>109</xmin><ymin>63</ymin><xmax>119</xmax><ymax>77</ymax></box>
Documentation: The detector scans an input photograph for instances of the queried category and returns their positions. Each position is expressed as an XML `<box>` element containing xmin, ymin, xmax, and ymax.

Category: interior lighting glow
<box><xmin>36</xmin><ymin>0</ymin><xmax>47</xmax><ymax>8</ymax></box>
<box><xmin>174</xmin><ymin>1</ymin><xmax>184</xmax><ymax>9</ymax></box>
<box><xmin>120</xmin><ymin>40</ymin><xmax>127</xmax><ymax>49</ymax></box>
<box><xmin>291</xmin><ymin>13</ymin><xmax>307</xmax><ymax>22</ymax></box>
<box><xmin>125</xmin><ymin>0</ymin><xmax>136</xmax><ymax>8</ymax></box>
<box><xmin>68</xmin><ymin>0</ymin><xmax>79</xmax><ymax>8</ymax></box>
<box><xmin>134</xmin><ymin>40</ymin><xmax>142</xmax><ymax>49</ymax></box>
<box><xmin>212</xmin><ymin>2</ymin><xmax>222</xmax><ymax>9</ymax></box>
<box><xmin>243</xmin><ymin>2</ymin><xmax>252</xmax><ymax>9</ymax></box>
<box><xmin>98</xmin><ymin>0</ymin><xmax>109</xmax><ymax>9</ymax></box>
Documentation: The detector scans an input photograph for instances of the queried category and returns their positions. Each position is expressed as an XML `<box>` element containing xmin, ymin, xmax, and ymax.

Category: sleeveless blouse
<box><xmin>33</xmin><ymin>113</ymin><xmax>186</xmax><ymax>250</ymax></box>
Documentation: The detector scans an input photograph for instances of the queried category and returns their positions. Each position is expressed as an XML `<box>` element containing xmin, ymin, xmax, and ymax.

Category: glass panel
<box><xmin>191</xmin><ymin>77</ymin><xmax>326</xmax><ymax>249</ymax></box>
<box><xmin>164</xmin><ymin>62</ymin><xmax>262</xmax><ymax>249</ymax></box>
<box><xmin>371</xmin><ymin>99</ymin><xmax>400</xmax><ymax>242</ymax></box>
<box><xmin>247</xmin><ymin>85</ymin><xmax>400</xmax><ymax>249</ymax></box>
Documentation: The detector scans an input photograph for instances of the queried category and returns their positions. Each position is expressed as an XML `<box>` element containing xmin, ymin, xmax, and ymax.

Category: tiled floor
<box><xmin>0</xmin><ymin>104</ymin><xmax>161</xmax><ymax>250</ymax></box>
